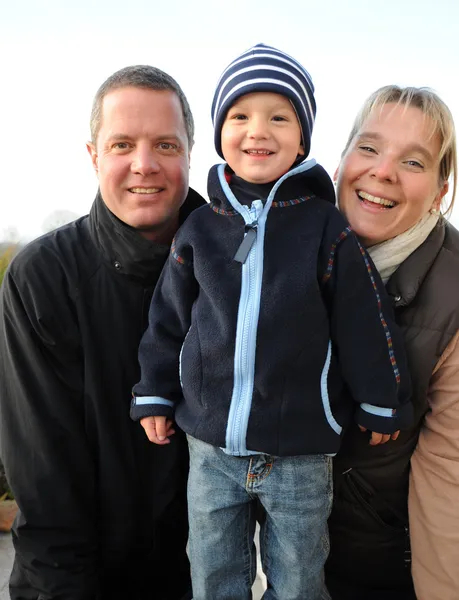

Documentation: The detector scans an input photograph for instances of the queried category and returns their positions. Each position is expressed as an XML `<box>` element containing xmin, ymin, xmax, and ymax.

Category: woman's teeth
<box><xmin>358</xmin><ymin>191</ymin><xmax>395</xmax><ymax>208</ymax></box>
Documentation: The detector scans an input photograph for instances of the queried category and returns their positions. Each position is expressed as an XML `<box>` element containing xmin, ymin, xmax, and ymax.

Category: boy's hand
<box><xmin>358</xmin><ymin>425</ymin><xmax>400</xmax><ymax>445</ymax></box>
<box><xmin>140</xmin><ymin>416</ymin><xmax>175</xmax><ymax>445</ymax></box>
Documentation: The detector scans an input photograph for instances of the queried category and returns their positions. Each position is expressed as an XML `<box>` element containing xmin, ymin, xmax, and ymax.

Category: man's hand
<box><xmin>140</xmin><ymin>416</ymin><xmax>175</xmax><ymax>445</ymax></box>
<box><xmin>358</xmin><ymin>425</ymin><xmax>400</xmax><ymax>445</ymax></box>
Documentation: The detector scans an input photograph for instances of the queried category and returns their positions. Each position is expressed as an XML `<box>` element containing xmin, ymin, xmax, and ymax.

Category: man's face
<box><xmin>87</xmin><ymin>87</ymin><xmax>190</xmax><ymax>241</ymax></box>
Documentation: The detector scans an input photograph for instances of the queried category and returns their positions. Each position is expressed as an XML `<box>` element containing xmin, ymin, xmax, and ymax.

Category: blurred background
<box><xmin>1</xmin><ymin>0</ymin><xmax>458</xmax><ymax>243</ymax></box>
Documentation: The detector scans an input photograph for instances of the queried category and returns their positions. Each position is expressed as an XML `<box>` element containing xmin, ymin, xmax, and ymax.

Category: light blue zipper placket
<box><xmin>217</xmin><ymin>160</ymin><xmax>318</xmax><ymax>455</ymax></box>
<box><xmin>226</xmin><ymin>201</ymin><xmax>263</xmax><ymax>455</ymax></box>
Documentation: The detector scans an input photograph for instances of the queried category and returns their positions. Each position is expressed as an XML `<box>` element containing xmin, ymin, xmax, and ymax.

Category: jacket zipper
<box><xmin>218</xmin><ymin>160</ymin><xmax>317</xmax><ymax>455</ymax></box>
<box><xmin>226</xmin><ymin>202</ymin><xmax>262</xmax><ymax>455</ymax></box>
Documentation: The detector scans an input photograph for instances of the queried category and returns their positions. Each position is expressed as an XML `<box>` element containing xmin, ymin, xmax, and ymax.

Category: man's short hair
<box><xmin>90</xmin><ymin>65</ymin><xmax>195</xmax><ymax>147</ymax></box>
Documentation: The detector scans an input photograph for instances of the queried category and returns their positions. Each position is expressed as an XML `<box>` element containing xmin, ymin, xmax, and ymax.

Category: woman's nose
<box><xmin>369</xmin><ymin>156</ymin><xmax>397</xmax><ymax>183</ymax></box>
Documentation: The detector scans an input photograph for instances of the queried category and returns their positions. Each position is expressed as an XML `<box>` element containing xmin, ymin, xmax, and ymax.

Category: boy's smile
<box><xmin>221</xmin><ymin>92</ymin><xmax>304</xmax><ymax>184</ymax></box>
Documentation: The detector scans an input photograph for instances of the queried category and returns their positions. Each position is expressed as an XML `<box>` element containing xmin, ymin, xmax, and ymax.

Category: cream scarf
<box><xmin>366</xmin><ymin>212</ymin><xmax>440</xmax><ymax>284</ymax></box>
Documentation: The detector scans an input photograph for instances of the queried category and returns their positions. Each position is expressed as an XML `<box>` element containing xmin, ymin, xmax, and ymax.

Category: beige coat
<box><xmin>410</xmin><ymin>330</ymin><xmax>459</xmax><ymax>599</ymax></box>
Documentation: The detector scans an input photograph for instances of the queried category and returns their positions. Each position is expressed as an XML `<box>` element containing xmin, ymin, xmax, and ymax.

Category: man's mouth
<box><xmin>129</xmin><ymin>187</ymin><xmax>163</xmax><ymax>194</ymax></box>
<box><xmin>357</xmin><ymin>190</ymin><xmax>396</xmax><ymax>208</ymax></box>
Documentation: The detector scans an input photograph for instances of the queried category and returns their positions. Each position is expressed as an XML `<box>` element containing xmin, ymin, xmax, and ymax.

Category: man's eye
<box><xmin>158</xmin><ymin>142</ymin><xmax>177</xmax><ymax>151</ymax></box>
<box><xmin>113</xmin><ymin>142</ymin><xmax>129</xmax><ymax>150</ymax></box>
<box><xmin>358</xmin><ymin>145</ymin><xmax>377</xmax><ymax>154</ymax></box>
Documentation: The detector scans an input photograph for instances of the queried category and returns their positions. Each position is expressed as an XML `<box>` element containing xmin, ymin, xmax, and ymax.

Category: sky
<box><xmin>1</xmin><ymin>0</ymin><xmax>459</xmax><ymax>240</ymax></box>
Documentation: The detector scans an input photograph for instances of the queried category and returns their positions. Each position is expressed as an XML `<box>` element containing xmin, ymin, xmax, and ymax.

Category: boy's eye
<box><xmin>272</xmin><ymin>115</ymin><xmax>287</xmax><ymax>122</ymax></box>
<box><xmin>231</xmin><ymin>113</ymin><xmax>247</xmax><ymax>120</ymax></box>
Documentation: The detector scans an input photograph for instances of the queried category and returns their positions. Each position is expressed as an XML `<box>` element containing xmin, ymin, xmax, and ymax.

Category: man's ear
<box><xmin>86</xmin><ymin>142</ymin><xmax>99</xmax><ymax>174</ymax></box>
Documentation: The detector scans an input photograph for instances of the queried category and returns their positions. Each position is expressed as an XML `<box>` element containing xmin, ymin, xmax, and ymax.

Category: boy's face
<box><xmin>221</xmin><ymin>92</ymin><xmax>305</xmax><ymax>184</ymax></box>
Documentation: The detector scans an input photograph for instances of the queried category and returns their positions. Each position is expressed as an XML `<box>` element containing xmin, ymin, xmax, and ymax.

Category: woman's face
<box><xmin>336</xmin><ymin>103</ymin><xmax>448</xmax><ymax>246</ymax></box>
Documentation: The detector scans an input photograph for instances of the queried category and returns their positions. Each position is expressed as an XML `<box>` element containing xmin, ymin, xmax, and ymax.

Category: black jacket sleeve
<box><xmin>320</xmin><ymin>218</ymin><xmax>412</xmax><ymax>434</ymax></box>
<box><xmin>131</xmin><ymin>235</ymin><xmax>198</xmax><ymax>421</ymax></box>
<box><xmin>0</xmin><ymin>252</ymin><xmax>98</xmax><ymax>599</ymax></box>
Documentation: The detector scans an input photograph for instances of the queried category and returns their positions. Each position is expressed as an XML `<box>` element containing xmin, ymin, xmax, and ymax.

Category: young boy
<box><xmin>131</xmin><ymin>44</ymin><xmax>412</xmax><ymax>599</ymax></box>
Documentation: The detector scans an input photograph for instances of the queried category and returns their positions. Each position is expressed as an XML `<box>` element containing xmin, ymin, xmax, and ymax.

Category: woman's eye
<box><xmin>406</xmin><ymin>159</ymin><xmax>424</xmax><ymax>169</ymax></box>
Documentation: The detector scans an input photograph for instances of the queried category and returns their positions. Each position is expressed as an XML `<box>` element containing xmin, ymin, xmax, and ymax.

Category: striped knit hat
<box><xmin>211</xmin><ymin>43</ymin><xmax>316</xmax><ymax>160</ymax></box>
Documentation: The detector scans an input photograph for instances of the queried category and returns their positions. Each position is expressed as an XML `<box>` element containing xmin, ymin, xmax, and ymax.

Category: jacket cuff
<box><xmin>355</xmin><ymin>402</ymin><xmax>413</xmax><ymax>434</ymax></box>
<box><xmin>130</xmin><ymin>396</ymin><xmax>175</xmax><ymax>421</ymax></box>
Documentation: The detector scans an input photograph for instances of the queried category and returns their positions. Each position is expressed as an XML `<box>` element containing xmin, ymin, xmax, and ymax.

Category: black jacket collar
<box><xmin>88</xmin><ymin>188</ymin><xmax>205</xmax><ymax>284</ymax></box>
<box><xmin>386</xmin><ymin>220</ymin><xmax>446</xmax><ymax>307</ymax></box>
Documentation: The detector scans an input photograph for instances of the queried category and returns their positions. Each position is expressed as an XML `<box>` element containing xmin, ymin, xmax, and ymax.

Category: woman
<box><xmin>325</xmin><ymin>86</ymin><xmax>458</xmax><ymax>600</ymax></box>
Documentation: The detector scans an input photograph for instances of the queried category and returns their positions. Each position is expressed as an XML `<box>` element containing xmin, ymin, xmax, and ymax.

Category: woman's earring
<box><xmin>430</xmin><ymin>207</ymin><xmax>439</xmax><ymax>214</ymax></box>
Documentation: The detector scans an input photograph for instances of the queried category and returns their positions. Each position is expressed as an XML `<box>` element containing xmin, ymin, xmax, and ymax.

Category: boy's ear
<box><xmin>298</xmin><ymin>144</ymin><xmax>305</xmax><ymax>157</ymax></box>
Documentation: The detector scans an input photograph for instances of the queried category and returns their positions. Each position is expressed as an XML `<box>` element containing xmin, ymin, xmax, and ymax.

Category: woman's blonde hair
<box><xmin>342</xmin><ymin>85</ymin><xmax>457</xmax><ymax>216</ymax></box>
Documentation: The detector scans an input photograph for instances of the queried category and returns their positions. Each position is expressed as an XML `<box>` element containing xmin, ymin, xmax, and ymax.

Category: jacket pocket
<box><xmin>320</xmin><ymin>340</ymin><xmax>344</xmax><ymax>435</ymax></box>
<box><xmin>178</xmin><ymin>324</ymin><xmax>203</xmax><ymax>407</ymax></box>
<box><xmin>344</xmin><ymin>468</ymin><xmax>408</xmax><ymax>532</ymax></box>
<box><xmin>328</xmin><ymin>467</ymin><xmax>412</xmax><ymax>589</ymax></box>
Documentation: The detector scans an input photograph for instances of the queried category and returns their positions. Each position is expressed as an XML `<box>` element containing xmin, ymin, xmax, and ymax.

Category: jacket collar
<box><xmin>88</xmin><ymin>188</ymin><xmax>205</xmax><ymax>284</ymax></box>
<box><xmin>207</xmin><ymin>160</ymin><xmax>335</xmax><ymax>211</ymax></box>
<box><xmin>386</xmin><ymin>220</ymin><xmax>446</xmax><ymax>307</ymax></box>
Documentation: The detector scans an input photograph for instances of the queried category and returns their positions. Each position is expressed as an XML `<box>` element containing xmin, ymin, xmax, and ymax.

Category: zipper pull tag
<box><xmin>233</xmin><ymin>222</ymin><xmax>258</xmax><ymax>264</ymax></box>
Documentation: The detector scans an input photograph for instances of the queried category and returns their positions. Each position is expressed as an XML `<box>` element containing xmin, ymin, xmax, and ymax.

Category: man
<box><xmin>0</xmin><ymin>65</ymin><xmax>204</xmax><ymax>599</ymax></box>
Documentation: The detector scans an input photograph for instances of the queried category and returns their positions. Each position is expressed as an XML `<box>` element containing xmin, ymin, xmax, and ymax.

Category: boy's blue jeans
<box><xmin>187</xmin><ymin>435</ymin><xmax>333</xmax><ymax>600</ymax></box>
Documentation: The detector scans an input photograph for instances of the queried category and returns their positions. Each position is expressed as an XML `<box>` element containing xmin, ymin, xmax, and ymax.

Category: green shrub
<box><xmin>0</xmin><ymin>250</ymin><xmax>11</xmax><ymax>285</ymax></box>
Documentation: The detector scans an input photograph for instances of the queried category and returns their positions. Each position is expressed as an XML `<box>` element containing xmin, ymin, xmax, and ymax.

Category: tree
<box><xmin>42</xmin><ymin>210</ymin><xmax>79</xmax><ymax>233</ymax></box>
<box><xmin>0</xmin><ymin>247</ymin><xmax>13</xmax><ymax>286</ymax></box>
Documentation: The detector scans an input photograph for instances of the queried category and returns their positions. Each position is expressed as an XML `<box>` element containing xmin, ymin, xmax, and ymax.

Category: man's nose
<box><xmin>131</xmin><ymin>147</ymin><xmax>160</xmax><ymax>175</ymax></box>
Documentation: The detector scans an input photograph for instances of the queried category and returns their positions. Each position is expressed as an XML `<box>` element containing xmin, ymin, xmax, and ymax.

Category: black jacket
<box><xmin>326</xmin><ymin>221</ymin><xmax>459</xmax><ymax>600</ymax></box>
<box><xmin>132</xmin><ymin>161</ymin><xmax>411</xmax><ymax>457</ymax></box>
<box><xmin>0</xmin><ymin>189</ymin><xmax>204</xmax><ymax>600</ymax></box>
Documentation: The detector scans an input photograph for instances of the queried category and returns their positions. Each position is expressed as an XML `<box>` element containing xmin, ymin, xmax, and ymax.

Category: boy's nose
<box><xmin>247</xmin><ymin>117</ymin><xmax>269</xmax><ymax>139</ymax></box>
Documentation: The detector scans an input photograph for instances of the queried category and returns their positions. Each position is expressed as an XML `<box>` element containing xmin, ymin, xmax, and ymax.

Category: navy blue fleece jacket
<box><xmin>131</xmin><ymin>160</ymin><xmax>412</xmax><ymax>457</ymax></box>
